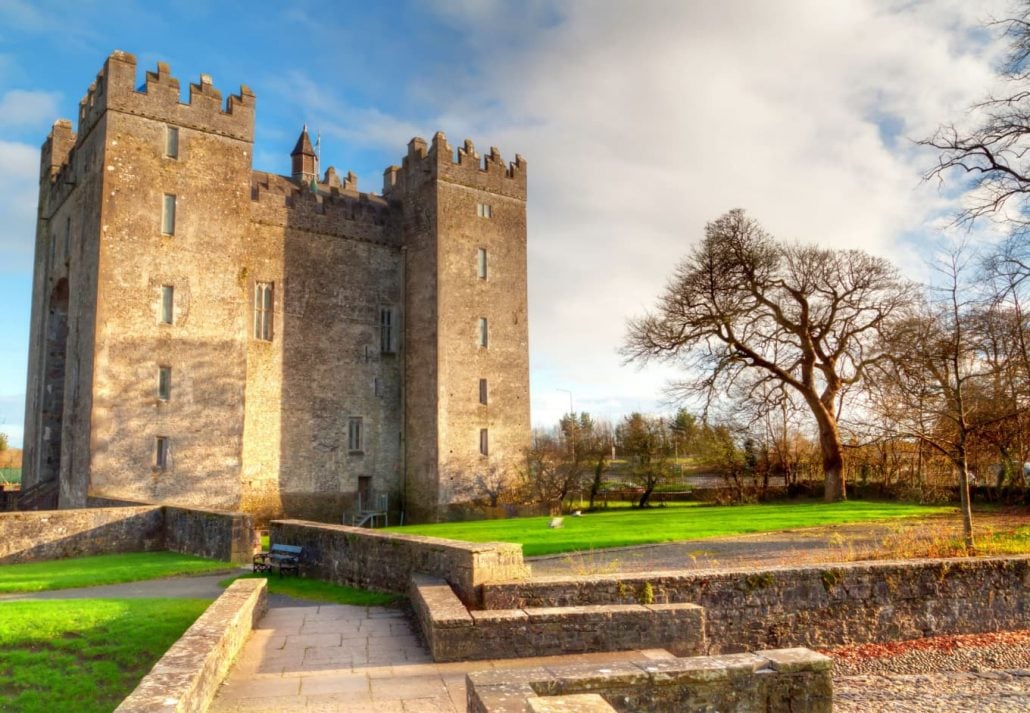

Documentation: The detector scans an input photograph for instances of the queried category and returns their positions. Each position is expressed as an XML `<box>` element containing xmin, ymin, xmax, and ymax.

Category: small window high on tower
<box><xmin>165</xmin><ymin>126</ymin><xmax>179</xmax><ymax>159</ymax></box>
<box><xmin>162</xmin><ymin>194</ymin><xmax>176</xmax><ymax>235</ymax></box>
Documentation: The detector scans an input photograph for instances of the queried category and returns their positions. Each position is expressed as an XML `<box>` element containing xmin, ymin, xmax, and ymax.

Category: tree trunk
<box><xmin>814</xmin><ymin>409</ymin><xmax>847</xmax><ymax>501</ymax></box>
<box><xmin>957</xmin><ymin>458</ymin><xmax>975</xmax><ymax>553</ymax></box>
<box><xmin>638</xmin><ymin>483</ymin><xmax>655</xmax><ymax>508</ymax></box>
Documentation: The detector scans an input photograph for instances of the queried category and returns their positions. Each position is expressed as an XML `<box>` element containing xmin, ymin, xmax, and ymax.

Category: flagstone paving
<box><xmin>209</xmin><ymin>603</ymin><xmax>675</xmax><ymax>712</ymax></box>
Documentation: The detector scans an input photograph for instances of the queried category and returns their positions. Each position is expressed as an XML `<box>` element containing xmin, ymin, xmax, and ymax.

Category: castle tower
<box><xmin>385</xmin><ymin>133</ymin><xmax>530</xmax><ymax>522</ymax></box>
<box><xmin>290</xmin><ymin>126</ymin><xmax>317</xmax><ymax>186</ymax></box>
<box><xmin>23</xmin><ymin>51</ymin><xmax>256</xmax><ymax>508</ymax></box>
<box><xmin>26</xmin><ymin>51</ymin><xmax>529</xmax><ymax>523</ymax></box>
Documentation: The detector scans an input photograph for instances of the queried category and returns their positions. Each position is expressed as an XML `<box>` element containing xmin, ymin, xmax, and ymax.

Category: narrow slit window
<box><xmin>160</xmin><ymin>285</ymin><xmax>174</xmax><ymax>324</ymax></box>
<box><xmin>478</xmin><ymin>317</ymin><xmax>488</xmax><ymax>348</ymax></box>
<box><xmin>155</xmin><ymin>436</ymin><xmax>169</xmax><ymax>469</ymax></box>
<box><xmin>348</xmin><ymin>417</ymin><xmax>364</xmax><ymax>453</ymax></box>
<box><xmin>158</xmin><ymin>366</ymin><xmax>171</xmax><ymax>401</ymax></box>
<box><xmin>477</xmin><ymin>248</ymin><xmax>488</xmax><ymax>280</ymax></box>
<box><xmin>479</xmin><ymin>378</ymin><xmax>488</xmax><ymax>405</ymax></box>
<box><xmin>162</xmin><ymin>194</ymin><xmax>176</xmax><ymax>235</ymax></box>
<box><xmin>479</xmin><ymin>428</ymin><xmax>489</xmax><ymax>456</ymax></box>
<box><xmin>380</xmin><ymin>306</ymin><xmax>394</xmax><ymax>353</ymax></box>
<box><xmin>165</xmin><ymin>126</ymin><xmax>179</xmax><ymax>159</ymax></box>
<box><xmin>254</xmin><ymin>282</ymin><xmax>273</xmax><ymax>341</ymax></box>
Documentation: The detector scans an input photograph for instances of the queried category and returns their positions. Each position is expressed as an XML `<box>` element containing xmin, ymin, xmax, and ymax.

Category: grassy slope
<box><xmin>219</xmin><ymin>573</ymin><xmax>401</xmax><ymax>606</ymax></box>
<box><xmin>389</xmin><ymin>500</ymin><xmax>956</xmax><ymax>556</ymax></box>
<box><xmin>0</xmin><ymin>552</ymin><xmax>232</xmax><ymax>593</ymax></box>
<box><xmin>0</xmin><ymin>598</ymin><xmax>210</xmax><ymax>713</ymax></box>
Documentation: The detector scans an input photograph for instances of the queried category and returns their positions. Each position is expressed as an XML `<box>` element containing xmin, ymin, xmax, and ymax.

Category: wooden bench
<box><xmin>253</xmin><ymin>543</ymin><xmax>303</xmax><ymax>576</ymax></box>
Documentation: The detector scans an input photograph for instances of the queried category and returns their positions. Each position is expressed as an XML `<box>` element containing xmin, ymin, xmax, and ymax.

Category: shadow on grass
<box><xmin>219</xmin><ymin>573</ymin><xmax>402</xmax><ymax>606</ymax></box>
<box><xmin>0</xmin><ymin>598</ymin><xmax>210</xmax><ymax>713</ymax></box>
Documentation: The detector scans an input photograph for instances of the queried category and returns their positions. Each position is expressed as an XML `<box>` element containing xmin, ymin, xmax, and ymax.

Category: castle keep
<box><xmin>22</xmin><ymin>51</ymin><xmax>530</xmax><ymax>523</ymax></box>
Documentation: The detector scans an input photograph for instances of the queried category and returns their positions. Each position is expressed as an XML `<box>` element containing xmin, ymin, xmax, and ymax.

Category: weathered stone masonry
<box><xmin>23</xmin><ymin>50</ymin><xmax>530</xmax><ymax>524</ymax></box>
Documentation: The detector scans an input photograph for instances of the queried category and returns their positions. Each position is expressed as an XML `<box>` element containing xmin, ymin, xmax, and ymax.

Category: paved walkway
<box><xmin>0</xmin><ymin>571</ymin><xmax>235</xmax><ymax>601</ymax></box>
<box><xmin>209</xmin><ymin>603</ymin><xmax>674</xmax><ymax>712</ymax></box>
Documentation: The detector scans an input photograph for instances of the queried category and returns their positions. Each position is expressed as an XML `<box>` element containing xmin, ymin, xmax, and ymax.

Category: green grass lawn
<box><xmin>0</xmin><ymin>552</ymin><xmax>233</xmax><ymax>593</ymax></box>
<box><xmin>388</xmin><ymin>500</ymin><xmax>956</xmax><ymax>556</ymax></box>
<box><xmin>219</xmin><ymin>572</ymin><xmax>401</xmax><ymax>606</ymax></box>
<box><xmin>0</xmin><ymin>467</ymin><xmax>19</xmax><ymax>484</ymax></box>
<box><xmin>0</xmin><ymin>598</ymin><xmax>209</xmax><ymax>713</ymax></box>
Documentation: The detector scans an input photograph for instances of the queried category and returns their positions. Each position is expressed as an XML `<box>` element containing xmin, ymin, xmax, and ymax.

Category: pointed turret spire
<box><xmin>291</xmin><ymin>125</ymin><xmax>317</xmax><ymax>185</ymax></box>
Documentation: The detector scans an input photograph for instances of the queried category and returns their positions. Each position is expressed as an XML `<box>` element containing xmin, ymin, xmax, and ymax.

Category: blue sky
<box><xmin>0</xmin><ymin>0</ymin><xmax>1012</xmax><ymax>447</ymax></box>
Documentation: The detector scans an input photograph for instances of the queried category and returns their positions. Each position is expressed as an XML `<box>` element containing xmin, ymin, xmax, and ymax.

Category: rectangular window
<box><xmin>373</xmin><ymin>377</ymin><xmax>381</xmax><ymax>397</ymax></box>
<box><xmin>380</xmin><ymin>306</ymin><xmax>394</xmax><ymax>353</ymax></box>
<box><xmin>155</xmin><ymin>436</ymin><xmax>169</xmax><ymax>469</ymax></box>
<box><xmin>477</xmin><ymin>247</ymin><xmax>488</xmax><ymax>279</ymax></box>
<box><xmin>479</xmin><ymin>378</ymin><xmax>488</xmax><ymax>405</ymax></box>
<box><xmin>165</xmin><ymin>126</ymin><xmax>179</xmax><ymax>159</ymax></box>
<box><xmin>161</xmin><ymin>285</ymin><xmax>174</xmax><ymax>324</ymax></box>
<box><xmin>479</xmin><ymin>428</ymin><xmax>489</xmax><ymax>456</ymax></box>
<box><xmin>348</xmin><ymin>417</ymin><xmax>363</xmax><ymax>453</ymax></box>
<box><xmin>476</xmin><ymin>202</ymin><xmax>492</xmax><ymax>218</ymax></box>
<box><xmin>478</xmin><ymin>317</ymin><xmax>488</xmax><ymax>348</ymax></box>
<box><xmin>157</xmin><ymin>366</ymin><xmax>171</xmax><ymax>401</ymax></box>
<box><xmin>254</xmin><ymin>282</ymin><xmax>273</xmax><ymax>341</ymax></box>
<box><xmin>162</xmin><ymin>194</ymin><xmax>176</xmax><ymax>235</ymax></box>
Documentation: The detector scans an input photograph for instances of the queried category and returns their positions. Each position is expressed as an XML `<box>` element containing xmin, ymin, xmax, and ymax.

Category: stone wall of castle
<box><xmin>87</xmin><ymin>54</ymin><xmax>255</xmax><ymax>510</ymax></box>
<box><xmin>25</xmin><ymin>51</ymin><xmax>531</xmax><ymax>524</ymax></box>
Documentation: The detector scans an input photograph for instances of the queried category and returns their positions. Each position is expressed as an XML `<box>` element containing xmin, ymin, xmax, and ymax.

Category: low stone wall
<box><xmin>482</xmin><ymin>556</ymin><xmax>1030</xmax><ymax>653</ymax></box>
<box><xmin>270</xmin><ymin>519</ymin><xmax>529</xmax><ymax>605</ymax></box>
<box><xmin>0</xmin><ymin>505</ymin><xmax>253</xmax><ymax>565</ymax></box>
<box><xmin>467</xmin><ymin>648</ymin><xmax>833</xmax><ymax>713</ymax></box>
<box><xmin>164</xmin><ymin>506</ymin><xmax>253</xmax><ymax>563</ymax></box>
<box><xmin>115</xmin><ymin>578</ymin><xmax>267</xmax><ymax>713</ymax></box>
<box><xmin>410</xmin><ymin>574</ymin><xmax>705</xmax><ymax>662</ymax></box>
<box><xmin>0</xmin><ymin>506</ymin><xmax>165</xmax><ymax>563</ymax></box>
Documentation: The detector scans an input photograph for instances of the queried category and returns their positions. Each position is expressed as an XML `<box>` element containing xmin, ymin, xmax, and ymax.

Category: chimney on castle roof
<box><xmin>291</xmin><ymin>125</ymin><xmax>317</xmax><ymax>186</ymax></box>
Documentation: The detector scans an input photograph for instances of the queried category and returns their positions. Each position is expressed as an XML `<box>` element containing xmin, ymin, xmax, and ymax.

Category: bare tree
<box><xmin>922</xmin><ymin>6</ymin><xmax>1030</xmax><ymax>231</ymax></box>
<box><xmin>625</xmin><ymin>209</ymin><xmax>914</xmax><ymax>501</ymax></box>
<box><xmin>868</xmin><ymin>247</ymin><xmax>1018</xmax><ymax>551</ymax></box>
<box><xmin>523</xmin><ymin>429</ymin><xmax>588</xmax><ymax>513</ymax></box>
<box><xmin>617</xmin><ymin>413</ymin><xmax>674</xmax><ymax>507</ymax></box>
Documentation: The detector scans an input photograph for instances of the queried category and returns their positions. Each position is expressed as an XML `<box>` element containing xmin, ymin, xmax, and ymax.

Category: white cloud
<box><xmin>0</xmin><ymin>89</ymin><xmax>60</xmax><ymax>128</ymax></box>
<box><xmin>411</xmin><ymin>0</ymin><xmax>1013</xmax><ymax>427</ymax></box>
<box><xmin>0</xmin><ymin>140</ymin><xmax>39</xmax><ymax>273</ymax></box>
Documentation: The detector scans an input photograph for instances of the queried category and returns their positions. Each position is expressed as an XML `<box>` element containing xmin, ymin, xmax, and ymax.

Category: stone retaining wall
<box><xmin>482</xmin><ymin>556</ymin><xmax>1030</xmax><ymax>653</ymax></box>
<box><xmin>0</xmin><ymin>506</ymin><xmax>165</xmax><ymax>563</ymax></box>
<box><xmin>410</xmin><ymin>574</ymin><xmax>705</xmax><ymax>662</ymax></box>
<box><xmin>270</xmin><ymin>519</ymin><xmax>529</xmax><ymax>604</ymax></box>
<box><xmin>0</xmin><ymin>505</ymin><xmax>253</xmax><ymax>564</ymax></box>
<box><xmin>115</xmin><ymin>578</ymin><xmax>267</xmax><ymax>713</ymax></box>
<box><xmin>466</xmin><ymin>648</ymin><xmax>833</xmax><ymax>712</ymax></box>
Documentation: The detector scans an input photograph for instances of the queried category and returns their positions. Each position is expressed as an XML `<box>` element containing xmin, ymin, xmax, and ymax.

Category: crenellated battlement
<box><xmin>84</xmin><ymin>51</ymin><xmax>255</xmax><ymax>143</ymax></box>
<box><xmin>39</xmin><ymin>51</ymin><xmax>255</xmax><ymax>215</ymax></box>
<box><xmin>383</xmin><ymin>131</ymin><xmax>526</xmax><ymax>200</ymax></box>
<box><xmin>250</xmin><ymin>171</ymin><xmax>394</xmax><ymax>246</ymax></box>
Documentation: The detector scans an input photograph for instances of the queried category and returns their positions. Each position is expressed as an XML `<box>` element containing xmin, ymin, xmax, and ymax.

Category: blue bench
<box><xmin>253</xmin><ymin>543</ymin><xmax>303</xmax><ymax>576</ymax></box>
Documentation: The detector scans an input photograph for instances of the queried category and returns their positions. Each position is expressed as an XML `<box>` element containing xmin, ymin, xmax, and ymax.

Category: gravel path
<box><xmin>527</xmin><ymin>512</ymin><xmax>1029</xmax><ymax>576</ymax></box>
<box><xmin>828</xmin><ymin>630</ymin><xmax>1030</xmax><ymax>711</ymax></box>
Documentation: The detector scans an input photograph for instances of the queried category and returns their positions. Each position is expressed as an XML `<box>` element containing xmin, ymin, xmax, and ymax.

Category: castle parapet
<box><xmin>383</xmin><ymin>132</ymin><xmax>526</xmax><ymax>200</ymax></box>
<box><xmin>250</xmin><ymin>172</ymin><xmax>394</xmax><ymax>247</ymax></box>
<box><xmin>72</xmin><ymin>51</ymin><xmax>254</xmax><ymax>147</ymax></box>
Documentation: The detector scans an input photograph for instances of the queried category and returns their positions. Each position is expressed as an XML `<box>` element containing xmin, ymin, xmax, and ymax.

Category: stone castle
<box><xmin>21</xmin><ymin>51</ymin><xmax>530</xmax><ymax>523</ymax></box>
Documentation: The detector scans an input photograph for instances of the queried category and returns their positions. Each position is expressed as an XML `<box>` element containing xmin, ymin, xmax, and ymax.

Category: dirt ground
<box><xmin>527</xmin><ymin>510</ymin><xmax>1029</xmax><ymax>575</ymax></box>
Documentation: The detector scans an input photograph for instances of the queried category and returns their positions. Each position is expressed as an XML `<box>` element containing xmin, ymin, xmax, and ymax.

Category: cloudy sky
<box><xmin>0</xmin><ymin>0</ymin><xmax>1013</xmax><ymax>447</ymax></box>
